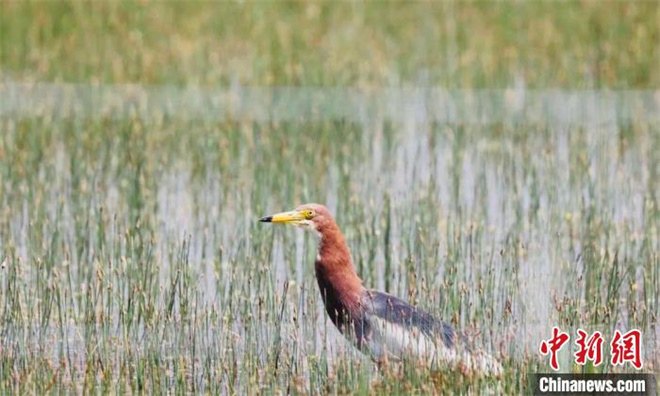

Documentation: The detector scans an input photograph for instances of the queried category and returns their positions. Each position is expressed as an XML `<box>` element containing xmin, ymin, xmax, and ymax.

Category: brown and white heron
<box><xmin>260</xmin><ymin>203</ymin><xmax>502</xmax><ymax>377</ymax></box>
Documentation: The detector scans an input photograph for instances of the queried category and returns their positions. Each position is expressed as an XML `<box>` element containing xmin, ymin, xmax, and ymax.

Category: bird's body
<box><xmin>260</xmin><ymin>203</ymin><xmax>502</xmax><ymax>377</ymax></box>
<box><xmin>359</xmin><ymin>290</ymin><xmax>458</xmax><ymax>363</ymax></box>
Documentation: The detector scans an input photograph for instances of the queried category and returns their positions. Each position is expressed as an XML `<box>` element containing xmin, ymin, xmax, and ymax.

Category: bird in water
<box><xmin>260</xmin><ymin>203</ymin><xmax>502</xmax><ymax>377</ymax></box>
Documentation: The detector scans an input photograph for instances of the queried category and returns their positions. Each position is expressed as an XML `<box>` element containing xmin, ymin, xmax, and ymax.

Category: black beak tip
<box><xmin>259</xmin><ymin>216</ymin><xmax>273</xmax><ymax>223</ymax></box>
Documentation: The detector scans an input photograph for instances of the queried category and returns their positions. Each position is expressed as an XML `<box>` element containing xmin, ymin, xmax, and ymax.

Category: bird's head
<box><xmin>259</xmin><ymin>203</ymin><xmax>334</xmax><ymax>235</ymax></box>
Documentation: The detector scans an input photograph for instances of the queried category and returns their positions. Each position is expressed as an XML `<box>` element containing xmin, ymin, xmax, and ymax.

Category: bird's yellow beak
<box><xmin>259</xmin><ymin>210</ymin><xmax>306</xmax><ymax>225</ymax></box>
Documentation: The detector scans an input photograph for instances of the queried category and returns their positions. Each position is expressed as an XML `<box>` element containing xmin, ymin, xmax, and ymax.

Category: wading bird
<box><xmin>260</xmin><ymin>203</ymin><xmax>502</xmax><ymax>377</ymax></box>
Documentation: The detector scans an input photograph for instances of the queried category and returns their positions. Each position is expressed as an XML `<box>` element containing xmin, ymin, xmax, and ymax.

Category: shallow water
<box><xmin>1</xmin><ymin>83</ymin><xmax>659</xmax><ymax>390</ymax></box>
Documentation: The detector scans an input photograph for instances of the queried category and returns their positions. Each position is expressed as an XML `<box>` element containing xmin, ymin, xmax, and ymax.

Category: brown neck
<box><xmin>314</xmin><ymin>221</ymin><xmax>364</xmax><ymax>324</ymax></box>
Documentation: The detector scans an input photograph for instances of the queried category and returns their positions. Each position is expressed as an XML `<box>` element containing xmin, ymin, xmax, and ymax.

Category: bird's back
<box><xmin>363</xmin><ymin>290</ymin><xmax>457</xmax><ymax>347</ymax></box>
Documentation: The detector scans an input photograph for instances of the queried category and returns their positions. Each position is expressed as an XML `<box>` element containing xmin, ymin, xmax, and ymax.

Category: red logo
<box><xmin>540</xmin><ymin>328</ymin><xmax>643</xmax><ymax>370</ymax></box>
<box><xmin>539</xmin><ymin>327</ymin><xmax>570</xmax><ymax>371</ymax></box>
<box><xmin>610</xmin><ymin>329</ymin><xmax>643</xmax><ymax>369</ymax></box>
<box><xmin>574</xmin><ymin>329</ymin><xmax>604</xmax><ymax>366</ymax></box>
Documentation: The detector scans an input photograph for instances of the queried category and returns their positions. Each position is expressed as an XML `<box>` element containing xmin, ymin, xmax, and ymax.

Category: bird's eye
<box><xmin>305</xmin><ymin>210</ymin><xmax>315</xmax><ymax>219</ymax></box>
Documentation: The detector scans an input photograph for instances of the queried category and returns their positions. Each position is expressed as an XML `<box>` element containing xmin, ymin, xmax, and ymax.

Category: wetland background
<box><xmin>1</xmin><ymin>1</ymin><xmax>659</xmax><ymax>393</ymax></box>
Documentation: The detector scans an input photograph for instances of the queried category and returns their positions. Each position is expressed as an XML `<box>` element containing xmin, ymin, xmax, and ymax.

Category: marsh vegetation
<box><xmin>0</xmin><ymin>2</ymin><xmax>658</xmax><ymax>393</ymax></box>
